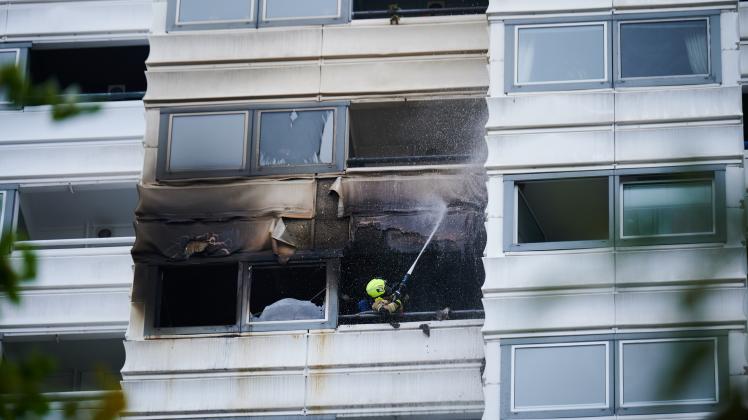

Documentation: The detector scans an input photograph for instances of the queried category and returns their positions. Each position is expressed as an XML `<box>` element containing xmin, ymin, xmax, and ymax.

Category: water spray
<box><xmin>393</xmin><ymin>206</ymin><xmax>447</xmax><ymax>299</ymax></box>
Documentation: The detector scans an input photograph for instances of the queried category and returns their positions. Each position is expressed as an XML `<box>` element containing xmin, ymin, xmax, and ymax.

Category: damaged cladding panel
<box><xmin>333</xmin><ymin>174</ymin><xmax>487</xmax><ymax>316</ymax></box>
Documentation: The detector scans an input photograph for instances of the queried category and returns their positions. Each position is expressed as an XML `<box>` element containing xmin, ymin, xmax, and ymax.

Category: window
<box><xmin>167</xmin><ymin>0</ymin><xmax>351</xmax><ymax>31</ymax></box>
<box><xmin>511</xmin><ymin>342</ymin><xmax>611</xmax><ymax>417</ymax></box>
<box><xmin>0</xmin><ymin>43</ymin><xmax>29</xmax><ymax>106</ymax></box>
<box><xmin>29</xmin><ymin>46</ymin><xmax>148</xmax><ymax>101</ymax></box>
<box><xmin>14</xmin><ymin>183</ymin><xmax>137</xmax><ymax>248</ymax></box>
<box><xmin>347</xmin><ymin>99</ymin><xmax>487</xmax><ymax>167</ymax></box>
<box><xmin>2</xmin><ymin>338</ymin><xmax>125</xmax><ymax>393</ymax></box>
<box><xmin>352</xmin><ymin>0</ymin><xmax>488</xmax><ymax>19</ymax></box>
<box><xmin>505</xmin><ymin>12</ymin><xmax>720</xmax><ymax>92</ymax></box>
<box><xmin>515</xmin><ymin>23</ymin><xmax>607</xmax><ymax>87</ymax></box>
<box><xmin>157</xmin><ymin>103</ymin><xmax>346</xmax><ymax>180</ymax></box>
<box><xmin>147</xmin><ymin>260</ymin><xmax>338</xmax><ymax>335</ymax></box>
<box><xmin>504</xmin><ymin>166</ymin><xmax>725</xmax><ymax>251</ymax></box>
<box><xmin>501</xmin><ymin>332</ymin><xmax>728</xmax><ymax>419</ymax></box>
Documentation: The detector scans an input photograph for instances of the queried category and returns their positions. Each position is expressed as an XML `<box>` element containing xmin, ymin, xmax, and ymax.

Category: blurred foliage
<box><xmin>0</xmin><ymin>64</ymin><xmax>123</xmax><ymax>417</ymax></box>
<box><xmin>0</xmin><ymin>65</ymin><xmax>99</xmax><ymax>121</ymax></box>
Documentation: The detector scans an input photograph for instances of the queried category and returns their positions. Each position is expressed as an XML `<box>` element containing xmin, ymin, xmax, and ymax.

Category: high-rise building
<box><xmin>1</xmin><ymin>1</ymin><xmax>747</xmax><ymax>419</ymax></box>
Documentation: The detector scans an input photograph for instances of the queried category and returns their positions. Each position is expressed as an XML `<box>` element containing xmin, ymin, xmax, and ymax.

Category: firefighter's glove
<box><xmin>372</xmin><ymin>299</ymin><xmax>399</xmax><ymax>314</ymax></box>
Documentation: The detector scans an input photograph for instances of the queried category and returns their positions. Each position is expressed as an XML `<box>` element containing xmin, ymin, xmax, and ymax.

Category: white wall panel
<box><xmin>123</xmin><ymin>335</ymin><xmax>308</xmax><ymax>373</ymax></box>
<box><xmin>728</xmin><ymin>331</ymin><xmax>747</xmax><ymax>375</ymax></box>
<box><xmin>488</xmin><ymin>22</ymin><xmax>505</xmax><ymax>97</ymax></box>
<box><xmin>486</xmin><ymin>129</ymin><xmax>614</xmax><ymax>169</ymax></box>
<box><xmin>0</xmin><ymin>101</ymin><xmax>145</xmax><ymax>144</ymax></box>
<box><xmin>486</xmin><ymin>93</ymin><xmax>614</xmax><ymax>130</ymax></box>
<box><xmin>484</xmin><ymin>219</ymin><xmax>503</xmax><ymax>258</ymax></box>
<box><xmin>614</xmin><ymin>124</ymin><xmax>743</xmax><ymax>163</ymax></box>
<box><xmin>486</xmin><ymin>176</ymin><xmax>503</xmax><ymax>218</ymax></box>
<box><xmin>726</xmin><ymin>164</ymin><xmax>746</xmax><ymax>208</ymax></box>
<box><xmin>483</xmin><ymin>252</ymin><xmax>615</xmax><ymax>292</ymax></box>
<box><xmin>323</xmin><ymin>17</ymin><xmax>487</xmax><ymax>58</ymax></box>
<box><xmin>741</xmin><ymin>3</ymin><xmax>748</xmax><ymax>40</ymax></box>
<box><xmin>148</xmin><ymin>28</ymin><xmax>323</xmax><ymax>65</ymax></box>
<box><xmin>482</xmin><ymin>293</ymin><xmax>615</xmax><ymax>334</ymax></box>
<box><xmin>0</xmin><ymin>290</ymin><xmax>130</xmax><ymax>332</ymax></box>
<box><xmin>144</xmin><ymin>64</ymin><xmax>321</xmax><ymax>101</ymax></box>
<box><xmin>123</xmin><ymin>374</ymin><xmax>306</xmax><ymax>415</ymax></box>
<box><xmin>0</xmin><ymin>140</ymin><xmax>143</xmax><ymax>180</ymax></box>
<box><xmin>613</xmin><ymin>0</ymin><xmax>734</xmax><ymax>10</ymax></box>
<box><xmin>487</xmin><ymin>0</ymin><xmax>612</xmax><ymax>15</ymax></box>
<box><xmin>308</xmin><ymin>326</ymin><xmax>483</xmax><ymax>367</ymax></box>
<box><xmin>320</xmin><ymin>56</ymin><xmax>488</xmax><ymax>95</ymax></box>
<box><xmin>615</xmin><ymin>247</ymin><xmax>746</xmax><ymax>286</ymax></box>
<box><xmin>11</xmin><ymin>247</ymin><xmax>133</xmax><ymax>289</ymax></box>
<box><xmin>4</xmin><ymin>0</ymin><xmax>150</xmax><ymax>39</ymax></box>
<box><xmin>307</xmin><ymin>367</ymin><xmax>484</xmax><ymax>411</ymax></box>
<box><xmin>615</xmin><ymin>288</ymin><xmax>746</xmax><ymax>327</ymax></box>
<box><xmin>615</xmin><ymin>87</ymin><xmax>742</xmax><ymax>125</ymax></box>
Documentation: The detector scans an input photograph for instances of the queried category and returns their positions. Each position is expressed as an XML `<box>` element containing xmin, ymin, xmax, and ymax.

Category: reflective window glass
<box><xmin>258</xmin><ymin>109</ymin><xmax>335</xmax><ymax>167</ymax></box>
<box><xmin>516</xmin><ymin>24</ymin><xmax>606</xmax><ymax>84</ymax></box>
<box><xmin>169</xmin><ymin>113</ymin><xmax>247</xmax><ymax>172</ymax></box>
<box><xmin>178</xmin><ymin>0</ymin><xmax>254</xmax><ymax>23</ymax></box>
<box><xmin>622</xmin><ymin>179</ymin><xmax>713</xmax><ymax>238</ymax></box>
<box><xmin>620</xmin><ymin>19</ymin><xmax>709</xmax><ymax>78</ymax></box>
<box><xmin>621</xmin><ymin>339</ymin><xmax>717</xmax><ymax>406</ymax></box>
<box><xmin>513</xmin><ymin>343</ymin><xmax>608</xmax><ymax>410</ymax></box>
<box><xmin>264</xmin><ymin>0</ymin><xmax>340</xmax><ymax>19</ymax></box>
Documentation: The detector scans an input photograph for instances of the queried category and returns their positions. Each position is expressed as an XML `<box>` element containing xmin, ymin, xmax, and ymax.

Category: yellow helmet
<box><xmin>366</xmin><ymin>278</ymin><xmax>387</xmax><ymax>298</ymax></box>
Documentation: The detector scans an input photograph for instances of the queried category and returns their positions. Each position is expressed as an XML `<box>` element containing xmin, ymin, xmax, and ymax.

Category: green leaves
<box><xmin>0</xmin><ymin>231</ymin><xmax>37</xmax><ymax>305</ymax></box>
<box><xmin>0</xmin><ymin>65</ymin><xmax>99</xmax><ymax>121</ymax></box>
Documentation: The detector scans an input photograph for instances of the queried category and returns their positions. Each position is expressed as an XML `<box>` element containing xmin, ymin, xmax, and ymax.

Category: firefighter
<box><xmin>362</xmin><ymin>277</ymin><xmax>403</xmax><ymax>315</ymax></box>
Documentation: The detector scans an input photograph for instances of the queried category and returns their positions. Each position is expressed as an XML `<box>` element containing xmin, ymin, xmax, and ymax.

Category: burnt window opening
<box><xmin>352</xmin><ymin>0</ymin><xmax>488</xmax><ymax>19</ymax></box>
<box><xmin>248</xmin><ymin>265</ymin><xmax>327</xmax><ymax>322</ymax></box>
<box><xmin>339</xmin><ymin>212</ymin><xmax>485</xmax><ymax>324</ymax></box>
<box><xmin>348</xmin><ymin>99</ymin><xmax>488</xmax><ymax>167</ymax></box>
<box><xmin>1</xmin><ymin>338</ymin><xmax>125</xmax><ymax>393</ymax></box>
<box><xmin>517</xmin><ymin>178</ymin><xmax>609</xmax><ymax>244</ymax></box>
<box><xmin>29</xmin><ymin>45</ymin><xmax>148</xmax><ymax>101</ymax></box>
<box><xmin>147</xmin><ymin>260</ymin><xmax>338</xmax><ymax>334</ymax></box>
<box><xmin>156</xmin><ymin>264</ymin><xmax>239</xmax><ymax>329</ymax></box>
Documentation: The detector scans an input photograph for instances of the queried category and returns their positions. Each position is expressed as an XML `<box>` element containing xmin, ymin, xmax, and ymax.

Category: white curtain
<box><xmin>684</xmin><ymin>29</ymin><xmax>708</xmax><ymax>74</ymax></box>
<box><xmin>517</xmin><ymin>34</ymin><xmax>536</xmax><ymax>83</ymax></box>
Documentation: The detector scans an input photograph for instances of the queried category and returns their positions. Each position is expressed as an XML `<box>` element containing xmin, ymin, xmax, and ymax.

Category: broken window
<box><xmin>29</xmin><ymin>46</ymin><xmax>148</xmax><ymax>100</ymax></box>
<box><xmin>246</xmin><ymin>265</ymin><xmax>328</xmax><ymax>326</ymax></box>
<box><xmin>147</xmin><ymin>260</ymin><xmax>338</xmax><ymax>335</ymax></box>
<box><xmin>515</xmin><ymin>177</ymin><xmax>610</xmax><ymax>247</ymax></box>
<box><xmin>353</xmin><ymin>0</ymin><xmax>488</xmax><ymax>19</ymax></box>
<box><xmin>14</xmin><ymin>183</ymin><xmax>137</xmax><ymax>248</ymax></box>
<box><xmin>158</xmin><ymin>104</ymin><xmax>345</xmax><ymax>180</ymax></box>
<box><xmin>2</xmin><ymin>338</ymin><xmax>125</xmax><ymax>393</ymax></box>
<box><xmin>156</xmin><ymin>264</ymin><xmax>240</xmax><ymax>331</ymax></box>
<box><xmin>348</xmin><ymin>99</ymin><xmax>487</xmax><ymax>167</ymax></box>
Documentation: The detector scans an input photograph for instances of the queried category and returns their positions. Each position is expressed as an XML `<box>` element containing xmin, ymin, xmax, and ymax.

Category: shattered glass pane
<box><xmin>259</xmin><ymin>109</ymin><xmax>334</xmax><ymax>167</ymax></box>
<box><xmin>248</xmin><ymin>265</ymin><xmax>327</xmax><ymax>322</ymax></box>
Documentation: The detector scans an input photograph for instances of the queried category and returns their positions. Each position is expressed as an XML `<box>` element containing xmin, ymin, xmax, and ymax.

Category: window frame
<box><xmin>614</xmin><ymin>167</ymin><xmax>726</xmax><ymax>247</ymax></box>
<box><xmin>166</xmin><ymin>0</ymin><xmax>351</xmax><ymax>31</ymax></box>
<box><xmin>163</xmin><ymin>110</ymin><xmax>252</xmax><ymax>179</ymax></box>
<box><xmin>501</xmin><ymin>331</ymin><xmax>728</xmax><ymax>419</ymax></box>
<box><xmin>157</xmin><ymin>102</ymin><xmax>347</xmax><ymax>181</ymax></box>
<box><xmin>0</xmin><ymin>43</ymin><xmax>30</xmax><ymax>108</ymax></box>
<box><xmin>504</xmin><ymin>11</ymin><xmax>721</xmax><ymax>93</ymax></box>
<box><xmin>503</xmin><ymin>165</ymin><xmax>727</xmax><ymax>252</ymax></box>
<box><xmin>0</xmin><ymin>186</ymin><xmax>18</xmax><ymax>237</ymax></box>
<box><xmin>613</xmin><ymin>12</ymin><xmax>721</xmax><ymax>88</ymax></box>
<box><xmin>617</xmin><ymin>337</ymin><xmax>723</xmax><ymax>414</ymax></box>
<box><xmin>258</xmin><ymin>0</ymin><xmax>351</xmax><ymax>27</ymax></box>
<box><xmin>145</xmin><ymin>259</ymin><xmax>339</xmax><ymax>337</ymax></box>
<box><xmin>508</xmin><ymin>19</ymin><xmax>612</xmax><ymax>92</ymax></box>
<box><xmin>168</xmin><ymin>0</ymin><xmax>257</xmax><ymax>31</ymax></box>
